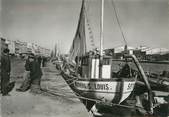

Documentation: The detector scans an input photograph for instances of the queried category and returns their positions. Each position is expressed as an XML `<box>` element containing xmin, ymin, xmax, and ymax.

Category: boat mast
<box><xmin>100</xmin><ymin>0</ymin><xmax>104</xmax><ymax>57</ymax></box>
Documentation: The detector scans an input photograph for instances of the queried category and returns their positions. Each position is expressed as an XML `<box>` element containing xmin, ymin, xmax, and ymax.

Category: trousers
<box><xmin>1</xmin><ymin>72</ymin><xmax>10</xmax><ymax>95</ymax></box>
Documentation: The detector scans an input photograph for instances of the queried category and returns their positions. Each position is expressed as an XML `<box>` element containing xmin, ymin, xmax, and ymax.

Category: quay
<box><xmin>0</xmin><ymin>59</ymin><xmax>90</xmax><ymax>117</ymax></box>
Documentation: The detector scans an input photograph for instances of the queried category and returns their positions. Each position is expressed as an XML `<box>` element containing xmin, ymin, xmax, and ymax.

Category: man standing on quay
<box><xmin>1</xmin><ymin>48</ymin><xmax>14</xmax><ymax>96</ymax></box>
<box><xmin>29</xmin><ymin>55</ymin><xmax>43</xmax><ymax>94</ymax></box>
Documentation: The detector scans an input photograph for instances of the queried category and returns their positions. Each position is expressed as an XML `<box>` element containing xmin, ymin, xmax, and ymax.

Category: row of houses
<box><xmin>104</xmin><ymin>46</ymin><xmax>169</xmax><ymax>61</ymax></box>
<box><xmin>1</xmin><ymin>37</ymin><xmax>51</xmax><ymax>57</ymax></box>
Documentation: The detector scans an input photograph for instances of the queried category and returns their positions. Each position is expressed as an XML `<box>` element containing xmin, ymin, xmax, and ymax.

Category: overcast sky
<box><xmin>1</xmin><ymin>0</ymin><xmax>169</xmax><ymax>53</ymax></box>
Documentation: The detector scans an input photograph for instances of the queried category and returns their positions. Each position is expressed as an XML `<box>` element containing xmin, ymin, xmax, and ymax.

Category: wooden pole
<box><xmin>124</xmin><ymin>54</ymin><xmax>154</xmax><ymax>114</ymax></box>
<box><xmin>100</xmin><ymin>0</ymin><xmax>104</xmax><ymax>57</ymax></box>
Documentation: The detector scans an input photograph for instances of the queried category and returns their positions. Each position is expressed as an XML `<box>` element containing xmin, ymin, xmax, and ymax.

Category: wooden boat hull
<box><xmin>61</xmin><ymin>71</ymin><xmax>136</xmax><ymax>104</ymax></box>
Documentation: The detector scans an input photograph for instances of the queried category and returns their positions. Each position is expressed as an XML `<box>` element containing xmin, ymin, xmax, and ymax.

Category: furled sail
<box><xmin>69</xmin><ymin>0</ymin><xmax>86</xmax><ymax>61</ymax></box>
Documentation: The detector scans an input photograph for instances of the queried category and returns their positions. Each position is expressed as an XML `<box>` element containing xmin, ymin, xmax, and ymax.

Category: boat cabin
<box><xmin>80</xmin><ymin>55</ymin><xmax>112</xmax><ymax>79</ymax></box>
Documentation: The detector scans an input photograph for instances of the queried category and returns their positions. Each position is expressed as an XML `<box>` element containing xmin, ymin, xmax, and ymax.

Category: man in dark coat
<box><xmin>29</xmin><ymin>55</ymin><xmax>43</xmax><ymax>94</ymax></box>
<box><xmin>1</xmin><ymin>49</ymin><xmax>14</xmax><ymax>96</ymax></box>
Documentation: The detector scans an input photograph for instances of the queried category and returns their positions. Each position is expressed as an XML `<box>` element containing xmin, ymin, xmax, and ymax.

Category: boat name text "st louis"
<box><xmin>75</xmin><ymin>82</ymin><xmax>109</xmax><ymax>90</ymax></box>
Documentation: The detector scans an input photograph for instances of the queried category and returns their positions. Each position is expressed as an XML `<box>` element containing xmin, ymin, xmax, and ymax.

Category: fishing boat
<box><xmin>60</xmin><ymin>0</ymin><xmax>158</xmax><ymax>115</ymax></box>
<box><xmin>61</xmin><ymin>0</ymin><xmax>138</xmax><ymax>104</ymax></box>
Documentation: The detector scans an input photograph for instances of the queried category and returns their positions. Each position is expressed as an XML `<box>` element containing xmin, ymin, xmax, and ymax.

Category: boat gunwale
<box><xmin>75</xmin><ymin>78</ymin><xmax>136</xmax><ymax>82</ymax></box>
<box><xmin>74</xmin><ymin>90</ymin><xmax>134</xmax><ymax>94</ymax></box>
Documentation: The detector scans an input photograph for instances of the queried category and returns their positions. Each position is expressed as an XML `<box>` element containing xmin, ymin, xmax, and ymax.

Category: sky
<box><xmin>1</xmin><ymin>0</ymin><xmax>169</xmax><ymax>53</ymax></box>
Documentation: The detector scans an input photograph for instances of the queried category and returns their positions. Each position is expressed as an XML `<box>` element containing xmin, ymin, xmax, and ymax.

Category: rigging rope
<box><xmin>111</xmin><ymin>0</ymin><xmax>128</xmax><ymax>46</ymax></box>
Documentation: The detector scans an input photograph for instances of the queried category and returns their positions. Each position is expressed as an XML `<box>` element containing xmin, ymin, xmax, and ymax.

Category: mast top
<box><xmin>100</xmin><ymin>0</ymin><xmax>104</xmax><ymax>57</ymax></box>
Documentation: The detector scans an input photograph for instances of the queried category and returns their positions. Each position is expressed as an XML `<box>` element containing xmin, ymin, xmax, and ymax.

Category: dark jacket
<box><xmin>29</xmin><ymin>60</ymin><xmax>42</xmax><ymax>80</ymax></box>
<box><xmin>1</xmin><ymin>54</ymin><xmax>11</xmax><ymax>73</ymax></box>
<box><xmin>25</xmin><ymin>59</ymin><xmax>30</xmax><ymax>71</ymax></box>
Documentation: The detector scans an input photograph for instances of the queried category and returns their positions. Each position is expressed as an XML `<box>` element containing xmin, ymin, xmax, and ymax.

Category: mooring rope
<box><xmin>41</xmin><ymin>87</ymin><xmax>146</xmax><ymax>111</ymax></box>
<box><xmin>65</xmin><ymin>77</ymin><xmax>78</xmax><ymax>82</ymax></box>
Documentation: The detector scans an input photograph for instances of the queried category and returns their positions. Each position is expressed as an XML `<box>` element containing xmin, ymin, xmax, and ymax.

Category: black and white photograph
<box><xmin>0</xmin><ymin>0</ymin><xmax>169</xmax><ymax>117</ymax></box>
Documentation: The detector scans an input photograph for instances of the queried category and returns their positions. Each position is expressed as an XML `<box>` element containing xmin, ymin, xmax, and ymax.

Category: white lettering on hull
<box><xmin>74</xmin><ymin>81</ymin><xmax>135</xmax><ymax>93</ymax></box>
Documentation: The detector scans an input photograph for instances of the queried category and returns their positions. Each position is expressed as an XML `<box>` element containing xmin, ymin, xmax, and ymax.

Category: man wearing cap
<box><xmin>1</xmin><ymin>48</ymin><xmax>14</xmax><ymax>96</ymax></box>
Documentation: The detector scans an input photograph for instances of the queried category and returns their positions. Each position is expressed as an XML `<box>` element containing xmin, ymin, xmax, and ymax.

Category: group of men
<box><xmin>0</xmin><ymin>48</ymin><xmax>44</xmax><ymax>96</ymax></box>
